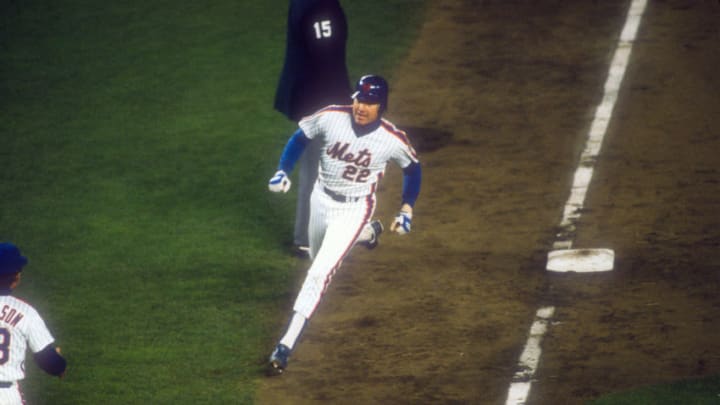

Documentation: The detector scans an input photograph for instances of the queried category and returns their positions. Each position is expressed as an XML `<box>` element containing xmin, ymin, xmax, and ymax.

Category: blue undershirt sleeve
<box><xmin>278</xmin><ymin>129</ymin><xmax>311</xmax><ymax>173</ymax></box>
<box><xmin>401</xmin><ymin>162</ymin><xmax>422</xmax><ymax>207</ymax></box>
<box><xmin>33</xmin><ymin>344</ymin><xmax>67</xmax><ymax>377</ymax></box>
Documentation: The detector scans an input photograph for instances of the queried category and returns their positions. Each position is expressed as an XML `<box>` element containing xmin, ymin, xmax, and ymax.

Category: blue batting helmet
<box><xmin>0</xmin><ymin>242</ymin><xmax>28</xmax><ymax>275</ymax></box>
<box><xmin>352</xmin><ymin>75</ymin><xmax>389</xmax><ymax>112</ymax></box>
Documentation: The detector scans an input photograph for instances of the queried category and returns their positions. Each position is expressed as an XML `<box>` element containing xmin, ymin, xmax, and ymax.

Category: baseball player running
<box><xmin>0</xmin><ymin>242</ymin><xmax>67</xmax><ymax>404</ymax></box>
<box><xmin>266</xmin><ymin>74</ymin><xmax>422</xmax><ymax>375</ymax></box>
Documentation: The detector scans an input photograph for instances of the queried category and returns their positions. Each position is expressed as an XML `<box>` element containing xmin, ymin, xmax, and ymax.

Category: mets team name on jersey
<box><xmin>299</xmin><ymin>106</ymin><xmax>418</xmax><ymax>198</ymax></box>
<box><xmin>0</xmin><ymin>295</ymin><xmax>55</xmax><ymax>381</ymax></box>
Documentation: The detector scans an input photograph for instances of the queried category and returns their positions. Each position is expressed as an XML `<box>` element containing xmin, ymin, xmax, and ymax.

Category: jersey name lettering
<box><xmin>0</xmin><ymin>305</ymin><xmax>24</xmax><ymax>327</ymax></box>
<box><xmin>326</xmin><ymin>142</ymin><xmax>372</xmax><ymax>167</ymax></box>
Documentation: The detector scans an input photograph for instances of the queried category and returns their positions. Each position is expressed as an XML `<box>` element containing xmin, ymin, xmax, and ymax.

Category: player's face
<box><xmin>352</xmin><ymin>99</ymin><xmax>381</xmax><ymax>126</ymax></box>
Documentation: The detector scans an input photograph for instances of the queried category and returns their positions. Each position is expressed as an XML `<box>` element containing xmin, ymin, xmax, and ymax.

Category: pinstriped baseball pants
<box><xmin>292</xmin><ymin>184</ymin><xmax>376</xmax><ymax>319</ymax></box>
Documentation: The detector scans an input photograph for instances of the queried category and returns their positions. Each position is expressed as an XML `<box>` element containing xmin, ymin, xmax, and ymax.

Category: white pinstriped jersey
<box><xmin>0</xmin><ymin>295</ymin><xmax>55</xmax><ymax>381</ymax></box>
<box><xmin>299</xmin><ymin>105</ymin><xmax>419</xmax><ymax>198</ymax></box>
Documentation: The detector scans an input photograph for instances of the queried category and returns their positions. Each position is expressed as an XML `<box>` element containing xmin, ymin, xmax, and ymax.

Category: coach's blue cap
<box><xmin>0</xmin><ymin>243</ymin><xmax>28</xmax><ymax>275</ymax></box>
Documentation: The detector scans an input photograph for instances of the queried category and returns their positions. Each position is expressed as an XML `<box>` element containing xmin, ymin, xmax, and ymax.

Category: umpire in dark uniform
<box><xmin>275</xmin><ymin>0</ymin><xmax>351</xmax><ymax>257</ymax></box>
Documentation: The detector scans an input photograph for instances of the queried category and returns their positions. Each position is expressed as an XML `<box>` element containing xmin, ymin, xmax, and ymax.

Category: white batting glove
<box><xmin>268</xmin><ymin>170</ymin><xmax>291</xmax><ymax>193</ymax></box>
<box><xmin>390</xmin><ymin>210</ymin><xmax>412</xmax><ymax>235</ymax></box>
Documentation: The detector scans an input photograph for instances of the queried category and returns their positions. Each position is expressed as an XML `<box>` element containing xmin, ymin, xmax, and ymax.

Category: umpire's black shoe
<box><xmin>363</xmin><ymin>220</ymin><xmax>384</xmax><ymax>250</ymax></box>
<box><xmin>267</xmin><ymin>344</ymin><xmax>291</xmax><ymax>376</ymax></box>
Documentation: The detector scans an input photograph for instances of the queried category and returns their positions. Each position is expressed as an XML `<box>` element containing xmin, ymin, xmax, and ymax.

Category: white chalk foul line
<box><xmin>504</xmin><ymin>1</ymin><xmax>647</xmax><ymax>404</ymax></box>
<box><xmin>553</xmin><ymin>0</ymin><xmax>647</xmax><ymax>251</ymax></box>
<box><xmin>506</xmin><ymin>307</ymin><xmax>555</xmax><ymax>404</ymax></box>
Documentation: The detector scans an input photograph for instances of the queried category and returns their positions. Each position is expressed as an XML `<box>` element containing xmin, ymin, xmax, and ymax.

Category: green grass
<box><xmin>588</xmin><ymin>375</ymin><xmax>720</xmax><ymax>405</ymax></box>
<box><xmin>1</xmin><ymin>0</ymin><xmax>428</xmax><ymax>403</ymax></box>
<box><xmin>4</xmin><ymin>1</ymin><xmax>720</xmax><ymax>404</ymax></box>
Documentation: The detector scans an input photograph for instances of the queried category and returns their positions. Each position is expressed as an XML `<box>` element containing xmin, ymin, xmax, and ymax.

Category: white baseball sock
<box><xmin>280</xmin><ymin>312</ymin><xmax>307</xmax><ymax>350</ymax></box>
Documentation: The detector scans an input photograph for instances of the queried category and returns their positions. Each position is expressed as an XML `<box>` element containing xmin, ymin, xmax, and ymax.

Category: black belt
<box><xmin>0</xmin><ymin>382</ymin><xmax>13</xmax><ymax>388</ymax></box>
<box><xmin>323</xmin><ymin>187</ymin><xmax>364</xmax><ymax>203</ymax></box>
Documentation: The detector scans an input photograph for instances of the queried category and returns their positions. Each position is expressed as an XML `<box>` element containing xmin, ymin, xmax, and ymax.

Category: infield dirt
<box><xmin>257</xmin><ymin>1</ymin><xmax>720</xmax><ymax>404</ymax></box>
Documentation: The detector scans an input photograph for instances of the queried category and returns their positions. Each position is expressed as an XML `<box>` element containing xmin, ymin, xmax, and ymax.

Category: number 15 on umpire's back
<box><xmin>313</xmin><ymin>20</ymin><xmax>333</xmax><ymax>38</ymax></box>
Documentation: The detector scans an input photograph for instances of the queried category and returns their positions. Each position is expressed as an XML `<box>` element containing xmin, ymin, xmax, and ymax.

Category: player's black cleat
<box><xmin>363</xmin><ymin>220</ymin><xmax>383</xmax><ymax>250</ymax></box>
<box><xmin>291</xmin><ymin>245</ymin><xmax>311</xmax><ymax>259</ymax></box>
<box><xmin>267</xmin><ymin>344</ymin><xmax>291</xmax><ymax>376</ymax></box>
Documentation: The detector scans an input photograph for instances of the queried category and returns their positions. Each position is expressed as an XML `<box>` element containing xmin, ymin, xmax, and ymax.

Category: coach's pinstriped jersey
<box><xmin>0</xmin><ymin>295</ymin><xmax>55</xmax><ymax>381</ymax></box>
<box><xmin>299</xmin><ymin>105</ymin><xmax>419</xmax><ymax>198</ymax></box>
